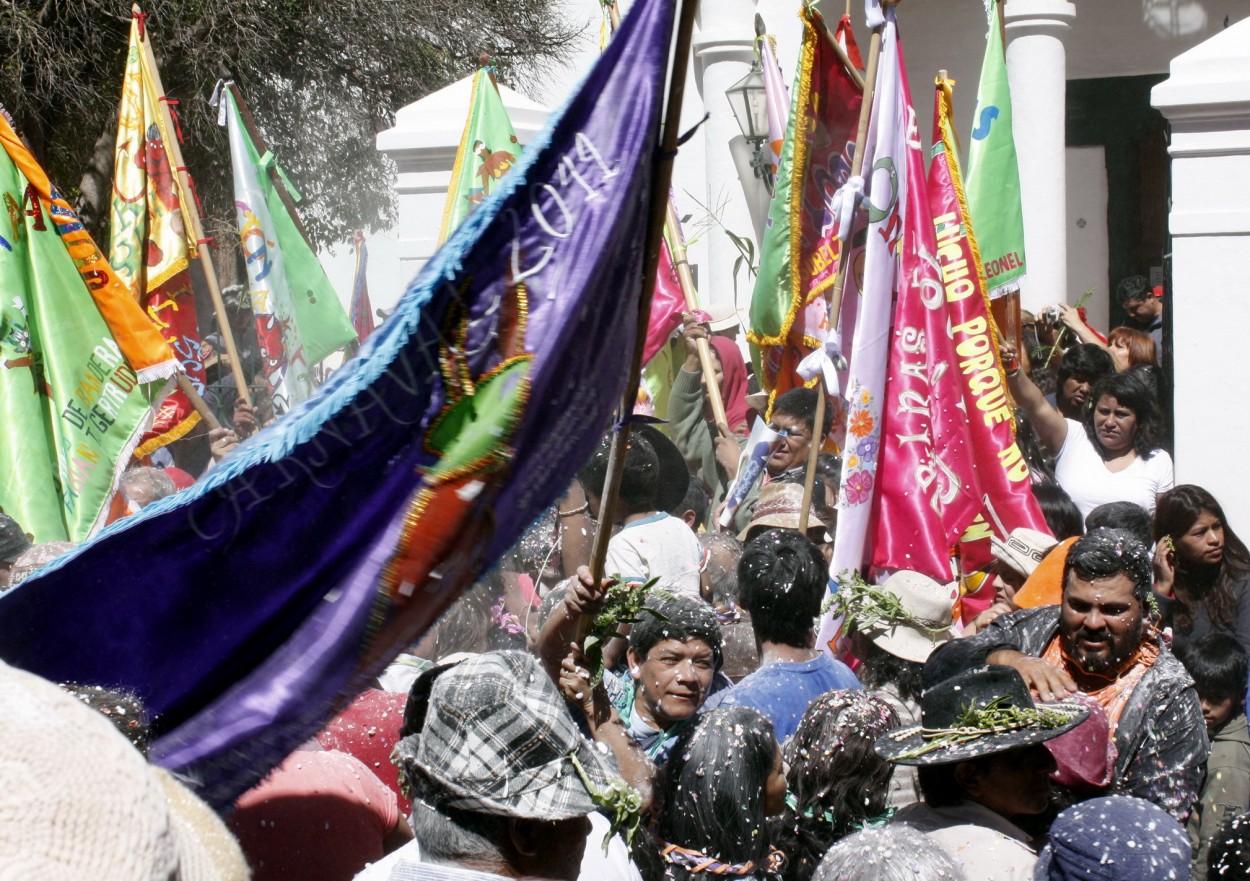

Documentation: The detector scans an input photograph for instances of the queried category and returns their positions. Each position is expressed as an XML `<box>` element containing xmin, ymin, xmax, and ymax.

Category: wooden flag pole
<box><xmin>665</xmin><ymin>200</ymin><xmax>729</xmax><ymax>436</ymax></box>
<box><xmin>798</xmin><ymin>6</ymin><xmax>889</xmax><ymax>533</ymax></box>
<box><xmin>610</xmin><ymin>3</ymin><xmax>726</xmax><ymax>436</ymax></box>
<box><xmin>585</xmin><ymin>0</ymin><xmax>702</xmax><ymax>616</ymax></box>
<box><xmin>133</xmin><ymin>7</ymin><xmax>252</xmax><ymax>408</ymax></box>
<box><xmin>815</xmin><ymin>15</ymin><xmax>867</xmax><ymax>91</ymax></box>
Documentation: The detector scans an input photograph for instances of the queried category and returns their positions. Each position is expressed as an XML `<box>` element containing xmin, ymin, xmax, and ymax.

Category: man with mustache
<box><xmin>924</xmin><ymin>528</ymin><xmax>1208</xmax><ymax>821</ymax></box>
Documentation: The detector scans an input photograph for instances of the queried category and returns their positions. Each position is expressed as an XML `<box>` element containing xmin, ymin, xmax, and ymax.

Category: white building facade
<box><xmin>319</xmin><ymin>0</ymin><xmax>1250</xmax><ymax>511</ymax></box>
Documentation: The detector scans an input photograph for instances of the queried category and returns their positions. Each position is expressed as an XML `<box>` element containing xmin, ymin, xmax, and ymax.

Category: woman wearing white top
<box><xmin>1001</xmin><ymin>340</ymin><xmax>1173</xmax><ymax>519</ymax></box>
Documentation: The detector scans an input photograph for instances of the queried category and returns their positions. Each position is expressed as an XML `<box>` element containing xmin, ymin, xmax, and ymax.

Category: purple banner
<box><xmin>0</xmin><ymin>0</ymin><xmax>675</xmax><ymax>809</ymax></box>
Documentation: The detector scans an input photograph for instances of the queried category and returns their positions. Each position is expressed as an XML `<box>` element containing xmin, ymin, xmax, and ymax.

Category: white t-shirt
<box><xmin>604</xmin><ymin>513</ymin><xmax>702</xmax><ymax>599</ymax></box>
<box><xmin>1054</xmin><ymin>418</ymin><xmax>1174</xmax><ymax>520</ymax></box>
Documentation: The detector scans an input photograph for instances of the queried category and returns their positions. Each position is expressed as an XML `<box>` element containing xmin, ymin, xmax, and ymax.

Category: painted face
<box><xmin>764</xmin><ymin>743</ymin><xmax>787</xmax><ymax>817</ymax></box>
<box><xmin>1200</xmin><ymin>692</ymin><xmax>1238</xmax><ymax>732</ymax></box>
<box><xmin>1060</xmin><ymin>570</ymin><xmax>1144</xmax><ymax>674</ymax></box>
<box><xmin>1179</xmin><ymin>509</ymin><xmax>1225</xmax><ymax>567</ymax></box>
<box><xmin>628</xmin><ymin>637</ymin><xmax>716</xmax><ymax>729</ymax></box>
<box><xmin>767</xmin><ymin>412</ymin><xmax>811</xmax><ymax>477</ymax></box>
<box><xmin>1058</xmin><ymin>376</ymin><xmax>1093</xmax><ymax>418</ymax></box>
<box><xmin>1092</xmin><ymin>395</ymin><xmax>1138</xmax><ymax>456</ymax></box>
<box><xmin>963</xmin><ymin>744</ymin><xmax>1056</xmax><ymax>817</ymax></box>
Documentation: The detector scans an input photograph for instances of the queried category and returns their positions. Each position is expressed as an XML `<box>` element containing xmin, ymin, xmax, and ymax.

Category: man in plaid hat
<box><xmin>0</xmin><ymin>512</ymin><xmax>31</xmax><ymax>589</ymax></box>
<box><xmin>378</xmin><ymin>651</ymin><xmax>627</xmax><ymax>881</ymax></box>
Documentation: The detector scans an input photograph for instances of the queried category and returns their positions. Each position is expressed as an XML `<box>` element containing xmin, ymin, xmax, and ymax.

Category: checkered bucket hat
<box><xmin>393</xmin><ymin>650</ymin><xmax>621</xmax><ymax>820</ymax></box>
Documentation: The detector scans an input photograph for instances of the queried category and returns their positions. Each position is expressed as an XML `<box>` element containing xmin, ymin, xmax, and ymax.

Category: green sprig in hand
<box><xmin>582</xmin><ymin>576</ymin><xmax>671</xmax><ymax>686</ymax></box>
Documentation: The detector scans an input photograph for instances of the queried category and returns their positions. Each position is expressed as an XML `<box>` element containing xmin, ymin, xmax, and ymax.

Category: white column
<box><xmin>1003</xmin><ymin>0</ymin><xmax>1076</xmax><ymax>313</ymax></box>
<box><xmin>693</xmin><ymin>3</ymin><xmax>760</xmax><ymax>313</ymax></box>
<box><xmin>1152</xmin><ymin>19</ymin><xmax>1250</xmax><ymax>530</ymax></box>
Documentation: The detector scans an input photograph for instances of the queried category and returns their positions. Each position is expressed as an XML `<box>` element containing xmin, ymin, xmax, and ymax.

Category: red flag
<box><xmin>643</xmin><ymin>234</ymin><xmax>685</xmax><ymax>364</ymax></box>
<box><xmin>748</xmin><ymin>6</ymin><xmax>862</xmax><ymax>423</ymax></box>
<box><xmin>869</xmin><ymin>44</ymin><xmax>986</xmax><ymax>585</ymax></box>
<box><xmin>834</xmin><ymin>14</ymin><xmax>865</xmax><ymax>70</ymax></box>
<box><xmin>928</xmin><ymin>76</ymin><xmax>1052</xmax><ymax>624</ymax></box>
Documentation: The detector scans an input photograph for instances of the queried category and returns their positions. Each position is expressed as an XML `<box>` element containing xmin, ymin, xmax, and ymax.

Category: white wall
<box><xmin>1153</xmin><ymin>15</ymin><xmax>1250</xmax><ymax>529</ymax></box>
<box><xmin>1065</xmin><ymin>145</ymin><xmax>1110</xmax><ymax>331</ymax></box>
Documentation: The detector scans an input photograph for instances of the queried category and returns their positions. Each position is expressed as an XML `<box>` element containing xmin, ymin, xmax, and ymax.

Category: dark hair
<box><xmin>1063</xmin><ymin>528</ymin><xmax>1153</xmax><ymax>609</ymax></box>
<box><xmin>1210</xmin><ymin>811</ymin><xmax>1250</xmax><ymax>878</ymax></box>
<box><xmin>61</xmin><ymin>685</ymin><xmax>150</xmax><ymax>755</ymax></box>
<box><xmin>578</xmin><ymin>433</ymin><xmax>658</xmax><ymax>512</ymax></box>
<box><xmin>856</xmin><ymin>640</ymin><xmax>926</xmax><ymax>704</ymax></box>
<box><xmin>1057</xmin><ymin>343</ymin><xmax>1115</xmax><ymax>391</ymax></box>
<box><xmin>1177</xmin><ymin>634</ymin><xmax>1249</xmax><ymax>705</ymax></box>
<box><xmin>1154</xmin><ymin>485</ymin><xmax>1250</xmax><ymax>633</ymax></box>
<box><xmin>1086</xmin><ymin>502</ymin><xmax>1152</xmax><ymax>549</ymax></box>
<box><xmin>1081</xmin><ymin>371</ymin><xmax>1165</xmax><ymax>457</ymax></box>
<box><xmin>1115</xmin><ymin>274</ymin><xmax>1152</xmax><ymax>305</ymax></box>
<box><xmin>660</xmin><ymin>706</ymin><xmax>778</xmax><ymax>876</ymax></box>
<box><xmin>773</xmin><ymin>692</ymin><xmax>897</xmax><ymax>881</ymax></box>
<box><xmin>773</xmin><ymin>387</ymin><xmax>834</xmax><ymax>438</ymax></box>
<box><xmin>1032</xmin><ymin>481</ymin><xmax>1083</xmax><ymax>540</ymax></box>
<box><xmin>917</xmin><ymin>762</ymin><xmax>966</xmax><ymax>808</ymax></box>
<box><xmin>630</xmin><ymin>595</ymin><xmax>723</xmax><ymax>670</ymax></box>
<box><xmin>672</xmin><ymin>474</ymin><xmax>710</xmax><ymax>528</ymax></box>
<box><xmin>738</xmin><ymin>529</ymin><xmax>827</xmax><ymax>648</ymax></box>
<box><xmin>1013</xmin><ymin>409</ymin><xmax>1055</xmax><ymax>483</ymax></box>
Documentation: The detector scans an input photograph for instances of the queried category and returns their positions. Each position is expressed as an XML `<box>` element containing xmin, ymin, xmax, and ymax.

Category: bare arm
<box><xmin>1055</xmin><ymin>304</ymin><xmax>1108</xmax><ymax>350</ymax></box>
<box><xmin>557</xmin><ymin>478</ymin><xmax>593</xmax><ymax>578</ymax></box>
<box><xmin>536</xmin><ymin>566</ymin><xmax>610</xmax><ymax>681</ymax></box>
<box><xmin>1001</xmin><ymin>339</ymin><xmax>1068</xmax><ymax>456</ymax></box>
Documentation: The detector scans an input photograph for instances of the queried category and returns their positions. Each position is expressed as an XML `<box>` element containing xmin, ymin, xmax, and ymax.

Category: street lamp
<box><xmin>725</xmin><ymin>58</ymin><xmax>774</xmax><ymax>194</ymax></box>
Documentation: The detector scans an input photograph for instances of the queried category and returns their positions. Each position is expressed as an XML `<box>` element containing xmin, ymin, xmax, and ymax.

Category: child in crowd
<box><xmin>1177</xmin><ymin>632</ymin><xmax>1250</xmax><ymax>879</ymax></box>
<box><xmin>578</xmin><ymin>425</ymin><xmax>702</xmax><ymax>599</ymax></box>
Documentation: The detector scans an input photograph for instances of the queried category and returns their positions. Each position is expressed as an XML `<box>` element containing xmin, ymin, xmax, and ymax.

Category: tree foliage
<box><xmin>1</xmin><ymin>0</ymin><xmax>581</xmax><ymax>260</ymax></box>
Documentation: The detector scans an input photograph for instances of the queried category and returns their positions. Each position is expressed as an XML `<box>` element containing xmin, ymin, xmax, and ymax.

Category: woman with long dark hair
<box><xmin>1002</xmin><ymin>341</ymin><xmax>1173</xmax><ymax>519</ymax></box>
<box><xmin>770</xmin><ymin>692</ymin><xmax>897</xmax><ymax>881</ymax></box>
<box><xmin>1154</xmin><ymin>485</ymin><xmax>1250</xmax><ymax>658</ymax></box>
<box><xmin>658</xmin><ymin>706</ymin><xmax>786</xmax><ymax>881</ymax></box>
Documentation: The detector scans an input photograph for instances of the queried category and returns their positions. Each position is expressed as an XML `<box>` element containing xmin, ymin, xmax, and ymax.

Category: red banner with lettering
<box><xmin>925</xmin><ymin>78</ymin><xmax>1051</xmax><ymax>624</ymax></box>
<box><xmin>869</xmin><ymin>57</ymin><xmax>986</xmax><ymax>589</ymax></box>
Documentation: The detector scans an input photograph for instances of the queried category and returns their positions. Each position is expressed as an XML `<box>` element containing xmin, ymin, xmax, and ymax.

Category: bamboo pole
<box><xmin>665</xmin><ymin>201</ymin><xmax>729</xmax><ymax>435</ymax></box>
<box><xmin>133</xmin><ymin>7</ymin><xmax>252</xmax><ymax>408</ymax></box>
<box><xmin>798</xmin><ymin>9</ymin><xmax>888</xmax><ymax>533</ymax></box>
<box><xmin>586</xmin><ymin>0</ymin><xmax>703</xmax><ymax>600</ymax></box>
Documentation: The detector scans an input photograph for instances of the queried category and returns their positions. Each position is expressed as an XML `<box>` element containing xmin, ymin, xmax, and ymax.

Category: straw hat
<box><xmin>857</xmin><ymin>570</ymin><xmax>956</xmax><ymax>664</ymax></box>
<box><xmin>991</xmin><ymin>527</ymin><xmax>1059</xmax><ymax>580</ymax></box>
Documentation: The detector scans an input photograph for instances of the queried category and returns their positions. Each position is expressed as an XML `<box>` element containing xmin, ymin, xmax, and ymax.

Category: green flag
<box><xmin>226</xmin><ymin>88</ymin><xmax>356</xmax><ymax>413</ymax></box>
<box><xmin>966</xmin><ymin>0</ymin><xmax>1027</xmax><ymax>296</ymax></box>
<box><xmin>439</xmin><ymin>65</ymin><xmax>520</xmax><ymax>243</ymax></box>
<box><xmin>0</xmin><ymin>121</ymin><xmax>164</xmax><ymax>542</ymax></box>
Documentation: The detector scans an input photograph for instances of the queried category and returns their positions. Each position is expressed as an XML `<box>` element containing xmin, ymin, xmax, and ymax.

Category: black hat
<box><xmin>875</xmin><ymin>665</ymin><xmax>1088</xmax><ymax>766</ymax></box>
<box><xmin>0</xmin><ymin>514</ymin><xmax>31</xmax><ymax>564</ymax></box>
<box><xmin>633</xmin><ymin>423</ymin><xmax>690</xmax><ymax>515</ymax></box>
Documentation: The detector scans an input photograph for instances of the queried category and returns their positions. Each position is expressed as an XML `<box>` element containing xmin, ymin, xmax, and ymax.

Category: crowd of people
<box><xmin>1</xmin><ymin>274</ymin><xmax>1247</xmax><ymax>881</ymax></box>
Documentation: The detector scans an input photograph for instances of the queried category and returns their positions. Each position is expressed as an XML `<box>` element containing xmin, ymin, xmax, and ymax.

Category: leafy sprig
<box><xmin>582</xmin><ymin>577</ymin><xmax>671</xmax><ymax>686</ymax></box>
<box><xmin>824</xmin><ymin>570</ymin><xmax>946</xmax><ymax>636</ymax></box>
<box><xmin>892</xmin><ymin>695</ymin><xmax>1072</xmax><ymax>760</ymax></box>
<box><xmin>570</xmin><ymin>751</ymin><xmax>644</xmax><ymax>853</ymax></box>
